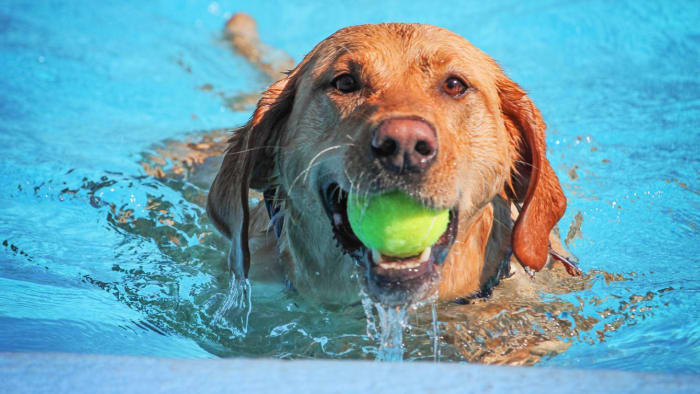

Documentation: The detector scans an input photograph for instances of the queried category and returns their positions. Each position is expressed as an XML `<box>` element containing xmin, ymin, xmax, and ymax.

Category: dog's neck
<box><xmin>436</xmin><ymin>196</ymin><xmax>513</xmax><ymax>301</ymax></box>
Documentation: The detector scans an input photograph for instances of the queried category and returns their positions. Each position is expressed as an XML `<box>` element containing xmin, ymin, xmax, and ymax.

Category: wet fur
<box><xmin>208</xmin><ymin>22</ymin><xmax>567</xmax><ymax>305</ymax></box>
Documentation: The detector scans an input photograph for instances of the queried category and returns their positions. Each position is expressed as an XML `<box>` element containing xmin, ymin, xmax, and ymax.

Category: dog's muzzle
<box><xmin>320</xmin><ymin>182</ymin><xmax>459</xmax><ymax>306</ymax></box>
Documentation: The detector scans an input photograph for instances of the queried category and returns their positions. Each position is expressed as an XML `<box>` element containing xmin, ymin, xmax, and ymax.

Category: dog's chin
<box><xmin>357</xmin><ymin>251</ymin><xmax>442</xmax><ymax>307</ymax></box>
<box><xmin>320</xmin><ymin>182</ymin><xmax>459</xmax><ymax>307</ymax></box>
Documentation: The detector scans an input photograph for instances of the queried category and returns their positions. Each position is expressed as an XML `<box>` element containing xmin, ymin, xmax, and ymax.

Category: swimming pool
<box><xmin>1</xmin><ymin>0</ymin><xmax>698</xmax><ymax>372</ymax></box>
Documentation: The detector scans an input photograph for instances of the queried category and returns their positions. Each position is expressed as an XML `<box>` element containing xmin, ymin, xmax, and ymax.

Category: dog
<box><xmin>207</xmin><ymin>21</ymin><xmax>579</xmax><ymax>307</ymax></box>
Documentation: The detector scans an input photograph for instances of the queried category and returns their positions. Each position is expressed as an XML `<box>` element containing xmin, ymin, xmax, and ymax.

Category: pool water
<box><xmin>1</xmin><ymin>0</ymin><xmax>698</xmax><ymax>372</ymax></box>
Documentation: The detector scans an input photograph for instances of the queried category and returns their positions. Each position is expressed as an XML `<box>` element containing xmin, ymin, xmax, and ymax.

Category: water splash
<box><xmin>374</xmin><ymin>304</ymin><xmax>407</xmax><ymax>361</ymax></box>
<box><xmin>359</xmin><ymin>291</ymin><xmax>407</xmax><ymax>361</ymax></box>
<box><xmin>431</xmin><ymin>302</ymin><xmax>440</xmax><ymax>362</ymax></box>
<box><xmin>20</xmin><ymin>159</ymin><xmax>668</xmax><ymax>365</ymax></box>
<box><xmin>359</xmin><ymin>290</ymin><xmax>447</xmax><ymax>362</ymax></box>
<box><xmin>210</xmin><ymin>277</ymin><xmax>252</xmax><ymax>338</ymax></box>
<box><xmin>12</xmin><ymin>167</ymin><xmax>673</xmax><ymax>364</ymax></box>
<box><xmin>360</xmin><ymin>293</ymin><xmax>378</xmax><ymax>341</ymax></box>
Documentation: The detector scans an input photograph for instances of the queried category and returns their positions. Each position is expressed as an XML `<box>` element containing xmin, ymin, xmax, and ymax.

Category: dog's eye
<box><xmin>442</xmin><ymin>77</ymin><xmax>468</xmax><ymax>97</ymax></box>
<box><xmin>332</xmin><ymin>74</ymin><xmax>359</xmax><ymax>93</ymax></box>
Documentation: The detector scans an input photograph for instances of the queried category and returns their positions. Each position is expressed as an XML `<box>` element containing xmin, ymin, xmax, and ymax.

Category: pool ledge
<box><xmin>1</xmin><ymin>352</ymin><xmax>698</xmax><ymax>393</ymax></box>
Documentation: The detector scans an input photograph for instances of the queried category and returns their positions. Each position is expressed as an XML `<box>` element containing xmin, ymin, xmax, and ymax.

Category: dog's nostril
<box><xmin>414</xmin><ymin>140</ymin><xmax>433</xmax><ymax>156</ymax></box>
<box><xmin>371</xmin><ymin>118</ymin><xmax>438</xmax><ymax>173</ymax></box>
<box><xmin>373</xmin><ymin>138</ymin><xmax>398</xmax><ymax>157</ymax></box>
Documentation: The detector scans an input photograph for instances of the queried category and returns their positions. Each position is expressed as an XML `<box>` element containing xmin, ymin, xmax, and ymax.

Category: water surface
<box><xmin>1</xmin><ymin>0</ymin><xmax>698</xmax><ymax>372</ymax></box>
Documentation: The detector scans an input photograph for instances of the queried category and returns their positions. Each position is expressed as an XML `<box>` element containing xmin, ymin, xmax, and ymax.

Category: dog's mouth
<box><xmin>320</xmin><ymin>182</ymin><xmax>459</xmax><ymax>304</ymax></box>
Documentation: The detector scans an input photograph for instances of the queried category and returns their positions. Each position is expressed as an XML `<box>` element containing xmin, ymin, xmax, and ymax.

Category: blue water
<box><xmin>1</xmin><ymin>0</ymin><xmax>698</xmax><ymax>372</ymax></box>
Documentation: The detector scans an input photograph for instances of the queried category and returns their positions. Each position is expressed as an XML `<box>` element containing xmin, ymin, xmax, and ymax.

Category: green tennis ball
<box><xmin>347</xmin><ymin>190</ymin><xmax>449</xmax><ymax>258</ymax></box>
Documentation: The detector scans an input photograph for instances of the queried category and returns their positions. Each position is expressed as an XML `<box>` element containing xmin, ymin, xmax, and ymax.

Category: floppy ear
<box><xmin>207</xmin><ymin>75</ymin><xmax>297</xmax><ymax>278</ymax></box>
<box><xmin>499</xmin><ymin>77</ymin><xmax>567</xmax><ymax>271</ymax></box>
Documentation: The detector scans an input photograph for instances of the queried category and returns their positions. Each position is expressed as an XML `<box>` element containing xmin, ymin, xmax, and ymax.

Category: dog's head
<box><xmin>208</xmin><ymin>24</ymin><xmax>566</xmax><ymax>306</ymax></box>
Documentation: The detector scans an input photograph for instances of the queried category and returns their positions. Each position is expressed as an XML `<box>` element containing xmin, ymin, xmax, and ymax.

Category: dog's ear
<box><xmin>498</xmin><ymin>76</ymin><xmax>567</xmax><ymax>271</ymax></box>
<box><xmin>207</xmin><ymin>75</ymin><xmax>297</xmax><ymax>278</ymax></box>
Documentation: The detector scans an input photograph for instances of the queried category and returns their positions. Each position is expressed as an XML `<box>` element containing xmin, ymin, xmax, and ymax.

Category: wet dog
<box><xmin>207</xmin><ymin>19</ymin><xmax>578</xmax><ymax>307</ymax></box>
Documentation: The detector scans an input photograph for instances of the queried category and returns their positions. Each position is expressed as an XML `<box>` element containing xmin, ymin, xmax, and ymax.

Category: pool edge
<box><xmin>1</xmin><ymin>352</ymin><xmax>698</xmax><ymax>393</ymax></box>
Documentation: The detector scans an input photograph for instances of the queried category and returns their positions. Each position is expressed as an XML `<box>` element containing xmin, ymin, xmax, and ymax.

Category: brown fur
<box><xmin>208</xmin><ymin>23</ymin><xmax>567</xmax><ymax>304</ymax></box>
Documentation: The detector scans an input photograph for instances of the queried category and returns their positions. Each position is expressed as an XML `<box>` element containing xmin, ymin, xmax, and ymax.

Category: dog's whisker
<box><xmin>513</xmin><ymin>159</ymin><xmax>542</xmax><ymax>172</ymax></box>
<box><xmin>491</xmin><ymin>216</ymin><xmax>511</xmax><ymax>231</ymax></box>
<box><xmin>227</xmin><ymin>139</ymin><xmax>329</xmax><ymax>157</ymax></box>
<box><xmin>302</xmin><ymin>144</ymin><xmax>352</xmax><ymax>183</ymax></box>
<box><xmin>225</xmin><ymin>144</ymin><xmax>284</xmax><ymax>156</ymax></box>
<box><xmin>260</xmin><ymin>196</ymin><xmax>289</xmax><ymax>205</ymax></box>
<box><xmin>287</xmin><ymin>143</ymin><xmax>354</xmax><ymax>196</ymax></box>
<box><xmin>287</xmin><ymin>157</ymin><xmax>333</xmax><ymax>195</ymax></box>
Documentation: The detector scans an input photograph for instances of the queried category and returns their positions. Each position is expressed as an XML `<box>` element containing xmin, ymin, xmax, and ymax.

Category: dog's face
<box><xmin>208</xmin><ymin>24</ymin><xmax>566</xmax><ymax>306</ymax></box>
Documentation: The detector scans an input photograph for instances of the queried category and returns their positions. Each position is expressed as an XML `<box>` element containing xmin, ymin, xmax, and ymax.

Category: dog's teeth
<box><xmin>419</xmin><ymin>247</ymin><xmax>432</xmax><ymax>262</ymax></box>
<box><xmin>374</xmin><ymin>247</ymin><xmax>432</xmax><ymax>270</ymax></box>
<box><xmin>371</xmin><ymin>248</ymin><xmax>383</xmax><ymax>264</ymax></box>
<box><xmin>379</xmin><ymin>261</ymin><xmax>421</xmax><ymax>270</ymax></box>
<box><xmin>332</xmin><ymin>213</ymin><xmax>343</xmax><ymax>226</ymax></box>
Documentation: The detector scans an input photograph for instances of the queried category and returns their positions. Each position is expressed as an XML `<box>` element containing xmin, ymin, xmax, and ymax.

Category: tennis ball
<box><xmin>347</xmin><ymin>190</ymin><xmax>449</xmax><ymax>258</ymax></box>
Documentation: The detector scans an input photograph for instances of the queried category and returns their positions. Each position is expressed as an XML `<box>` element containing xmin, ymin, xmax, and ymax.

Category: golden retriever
<box><xmin>207</xmin><ymin>22</ymin><xmax>576</xmax><ymax>306</ymax></box>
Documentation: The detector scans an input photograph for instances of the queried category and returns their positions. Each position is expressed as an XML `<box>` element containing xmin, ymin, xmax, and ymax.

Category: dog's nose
<box><xmin>371</xmin><ymin>118</ymin><xmax>437</xmax><ymax>173</ymax></box>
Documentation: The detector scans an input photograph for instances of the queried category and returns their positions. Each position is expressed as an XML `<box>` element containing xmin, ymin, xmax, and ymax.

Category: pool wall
<box><xmin>2</xmin><ymin>352</ymin><xmax>699</xmax><ymax>394</ymax></box>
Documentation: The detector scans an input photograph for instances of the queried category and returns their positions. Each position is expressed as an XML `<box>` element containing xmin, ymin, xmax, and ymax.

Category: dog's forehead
<box><xmin>304</xmin><ymin>24</ymin><xmax>499</xmax><ymax>91</ymax></box>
